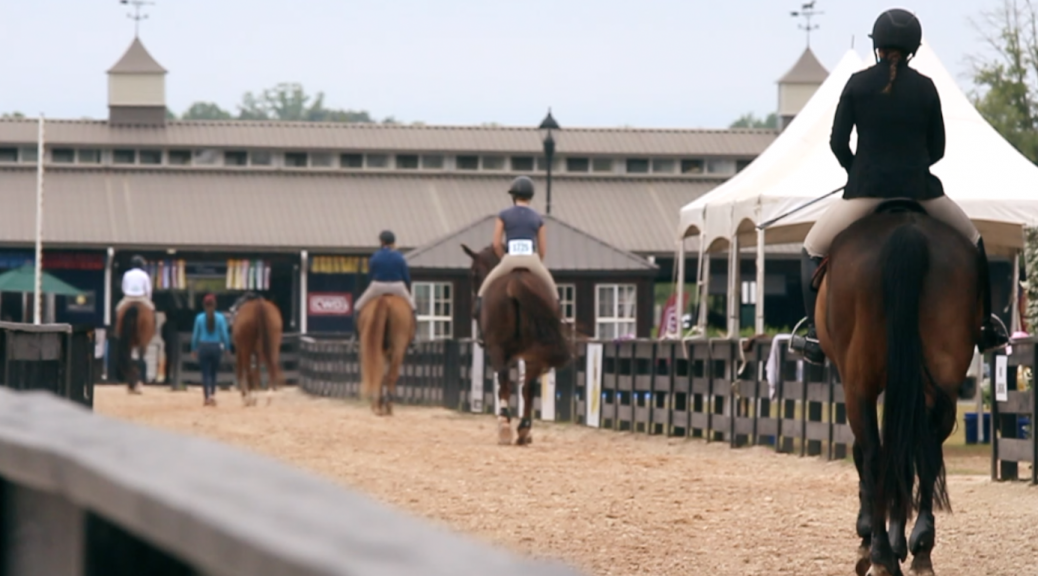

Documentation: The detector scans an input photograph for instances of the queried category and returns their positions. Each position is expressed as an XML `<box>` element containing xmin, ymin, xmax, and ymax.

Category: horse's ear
<box><xmin>461</xmin><ymin>244</ymin><xmax>478</xmax><ymax>260</ymax></box>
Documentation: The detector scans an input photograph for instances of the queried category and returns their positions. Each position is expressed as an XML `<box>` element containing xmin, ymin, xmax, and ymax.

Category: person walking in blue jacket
<box><xmin>192</xmin><ymin>293</ymin><xmax>231</xmax><ymax>406</ymax></box>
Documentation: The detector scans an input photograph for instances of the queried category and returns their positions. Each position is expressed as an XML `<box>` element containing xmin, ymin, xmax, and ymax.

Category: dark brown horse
<box><xmin>462</xmin><ymin>244</ymin><xmax>572</xmax><ymax>445</ymax></box>
<box><xmin>357</xmin><ymin>294</ymin><xmax>415</xmax><ymax>416</ymax></box>
<box><xmin>815</xmin><ymin>202</ymin><xmax>980</xmax><ymax>576</ymax></box>
<box><xmin>231</xmin><ymin>295</ymin><xmax>283</xmax><ymax>407</ymax></box>
<box><xmin>115</xmin><ymin>301</ymin><xmax>156</xmax><ymax>394</ymax></box>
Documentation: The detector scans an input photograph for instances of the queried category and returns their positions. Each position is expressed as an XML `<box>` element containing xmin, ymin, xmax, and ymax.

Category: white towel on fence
<box><xmin>766</xmin><ymin>334</ymin><xmax>793</xmax><ymax>401</ymax></box>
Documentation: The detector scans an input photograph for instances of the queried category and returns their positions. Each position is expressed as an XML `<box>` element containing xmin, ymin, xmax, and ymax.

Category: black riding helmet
<box><xmin>130</xmin><ymin>255</ymin><xmax>146</xmax><ymax>269</ymax></box>
<box><xmin>379</xmin><ymin>230</ymin><xmax>396</xmax><ymax>246</ymax></box>
<box><xmin>870</xmin><ymin>8</ymin><xmax>922</xmax><ymax>56</ymax></box>
<box><xmin>507</xmin><ymin>176</ymin><xmax>535</xmax><ymax>199</ymax></box>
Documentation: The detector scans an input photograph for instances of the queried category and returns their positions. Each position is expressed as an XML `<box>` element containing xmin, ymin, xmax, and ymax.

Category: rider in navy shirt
<box><xmin>473</xmin><ymin>176</ymin><xmax>560</xmax><ymax>345</ymax></box>
<box><xmin>353</xmin><ymin>231</ymin><xmax>416</xmax><ymax>334</ymax></box>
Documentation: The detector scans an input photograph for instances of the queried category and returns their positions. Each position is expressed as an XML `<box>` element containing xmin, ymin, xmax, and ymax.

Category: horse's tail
<box><xmin>510</xmin><ymin>273</ymin><xmax>572</xmax><ymax>369</ymax></box>
<box><xmin>118</xmin><ymin>304</ymin><xmax>139</xmax><ymax>381</ymax></box>
<box><xmin>879</xmin><ymin>222</ymin><xmax>948</xmax><ymax>522</ymax></box>
<box><xmin>254</xmin><ymin>300</ymin><xmax>281</xmax><ymax>390</ymax></box>
<box><xmin>361</xmin><ymin>297</ymin><xmax>390</xmax><ymax>401</ymax></box>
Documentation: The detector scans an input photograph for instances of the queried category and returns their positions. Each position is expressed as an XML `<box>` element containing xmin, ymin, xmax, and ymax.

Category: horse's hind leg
<box><xmin>516</xmin><ymin>359</ymin><xmax>540</xmax><ymax>446</ymax></box>
<box><xmin>853</xmin><ymin>439</ymin><xmax>874</xmax><ymax>571</ymax></box>
<box><xmin>496</xmin><ymin>369</ymin><xmax>513</xmax><ymax>445</ymax></box>
<box><xmin>907</xmin><ymin>396</ymin><xmax>955</xmax><ymax>576</ymax></box>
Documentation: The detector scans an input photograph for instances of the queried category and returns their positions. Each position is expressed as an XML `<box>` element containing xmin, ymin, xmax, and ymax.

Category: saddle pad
<box><xmin>811</xmin><ymin>257</ymin><xmax>830</xmax><ymax>291</ymax></box>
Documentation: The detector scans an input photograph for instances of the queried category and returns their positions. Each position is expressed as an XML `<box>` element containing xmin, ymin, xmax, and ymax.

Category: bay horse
<box><xmin>115</xmin><ymin>301</ymin><xmax>156</xmax><ymax>394</ymax></box>
<box><xmin>231</xmin><ymin>294</ymin><xmax>283</xmax><ymax>407</ymax></box>
<box><xmin>815</xmin><ymin>201</ymin><xmax>981</xmax><ymax>576</ymax></box>
<box><xmin>462</xmin><ymin>244</ymin><xmax>572</xmax><ymax>445</ymax></box>
<box><xmin>357</xmin><ymin>294</ymin><xmax>415</xmax><ymax>416</ymax></box>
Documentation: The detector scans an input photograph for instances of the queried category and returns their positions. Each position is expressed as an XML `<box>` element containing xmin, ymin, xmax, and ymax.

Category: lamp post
<box><xmin>539</xmin><ymin>109</ymin><xmax>560</xmax><ymax>215</ymax></box>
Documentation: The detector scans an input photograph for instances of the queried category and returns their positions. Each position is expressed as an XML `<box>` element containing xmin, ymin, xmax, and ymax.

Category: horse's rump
<box><xmin>497</xmin><ymin>269</ymin><xmax>571</xmax><ymax>369</ymax></box>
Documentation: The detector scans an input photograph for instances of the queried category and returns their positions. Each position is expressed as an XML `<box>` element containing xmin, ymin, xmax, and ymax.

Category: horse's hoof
<box><xmin>866</xmin><ymin>565</ymin><xmax>898</xmax><ymax>576</ymax></box>
<box><xmin>516</xmin><ymin>428</ymin><xmax>533</xmax><ymax>445</ymax></box>
<box><xmin>856</xmin><ymin>557</ymin><xmax>871</xmax><ymax>576</ymax></box>
<box><xmin>497</xmin><ymin>416</ymin><xmax>513</xmax><ymax>445</ymax></box>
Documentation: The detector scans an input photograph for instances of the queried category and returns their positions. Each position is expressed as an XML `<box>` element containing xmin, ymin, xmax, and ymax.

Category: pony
<box><xmin>462</xmin><ymin>244</ymin><xmax>572</xmax><ymax>445</ymax></box>
<box><xmin>114</xmin><ymin>301</ymin><xmax>156</xmax><ymax>394</ymax></box>
<box><xmin>357</xmin><ymin>294</ymin><xmax>415</xmax><ymax>416</ymax></box>
<box><xmin>815</xmin><ymin>201</ymin><xmax>981</xmax><ymax>576</ymax></box>
<box><xmin>230</xmin><ymin>294</ymin><xmax>283</xmax><ymax>407</ymax></box>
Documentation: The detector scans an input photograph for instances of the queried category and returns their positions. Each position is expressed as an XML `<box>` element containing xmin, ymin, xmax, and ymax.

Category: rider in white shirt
<box><xmin>117</xmin><ymin>255</ymin><xmax>155</xmax><ymax>312</ymax></box>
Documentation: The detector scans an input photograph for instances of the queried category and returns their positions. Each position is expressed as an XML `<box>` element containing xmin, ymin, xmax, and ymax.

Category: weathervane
<box><xmin>121</xmin><ymin>0</ymin><xmax>155</xmax><ymax>37</ymax></box>
<box><xmin>790</xmin><ymin>1</ymin><xmax>823</xmax><ymax>48</ymax></box>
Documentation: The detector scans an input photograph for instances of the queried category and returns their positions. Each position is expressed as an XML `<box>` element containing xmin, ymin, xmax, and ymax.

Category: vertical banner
<box><xmin>540</xmin><ymin>368</ymin><xmax>556</xmax><ymax>422</ymax></box>
<box><xmin>586</xmin><ymin>343</ymin><xmax>604</xmax><ymax>428</ymax></box>
<box><xmin>995</xmin><ymin>354</ymin><xmax>1009</xmax><ymax>403</ymax></box>
<box><xmin>471</xmin><ymin>340</ymin><xmax>485</xmax><ymax>413</ymax></box>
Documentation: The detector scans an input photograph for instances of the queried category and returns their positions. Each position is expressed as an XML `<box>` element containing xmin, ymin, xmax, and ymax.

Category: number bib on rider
<box><xmin>508</xmin><ymin>239</ymin><xmax>534</xmax><ymax>255</ymax></box>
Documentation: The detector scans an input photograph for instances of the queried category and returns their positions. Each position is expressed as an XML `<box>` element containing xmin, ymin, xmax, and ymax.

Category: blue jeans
<box><xmin>197</xmin><ymin>342</ymin><xmax>223</xmax><ymax>398</ymax></box>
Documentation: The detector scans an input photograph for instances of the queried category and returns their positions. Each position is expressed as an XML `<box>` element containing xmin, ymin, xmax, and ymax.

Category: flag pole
<box><xmin>33</xmin><ymin>113</ymin><xmax>45</xmax><ymax>325</ymax></box>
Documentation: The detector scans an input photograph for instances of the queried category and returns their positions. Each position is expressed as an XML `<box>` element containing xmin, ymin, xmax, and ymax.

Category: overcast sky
<box><xmin>0</xmin><ymin>0</ymin><xmax>1006</xmax><ymax>129</ymax></box>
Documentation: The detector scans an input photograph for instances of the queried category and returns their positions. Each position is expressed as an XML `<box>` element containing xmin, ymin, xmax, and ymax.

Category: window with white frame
<box><xmin>595</xmin><ymin>284</ymin><xmax>636</xmax><ymax>339</ymax></box>
<box><xmin>414</xmin><ymin>281</ymin><xmax>453</xmax><ymax>340</ymax></box>
<box><xmin>557</xmin><ymin>284</ymin><xmax>576</xmax><ymax>323</ymax></box>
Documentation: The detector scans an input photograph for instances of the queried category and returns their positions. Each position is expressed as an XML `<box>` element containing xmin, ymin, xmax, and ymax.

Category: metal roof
<box><xmin>107</xmin><ymin>37</ymin><xmax>167</xmax><ymax>75</ymax></box>
<box><xmin>0</xmin><ymin>119</ymin><xmax>776</xmax><ymax>157</ymax></box>
<box><xmin>778</xmin><ymin>48</ymin><xmax>829</xmax><ymax>84</ymax></box>
<box><xmin>0</xmin><ymin>168</ymin><xmax>719</xmax><ymax>255</ymax></box>
<box><xmin>405</xmin><ymin>214</ymin><xmax>657</xmax><ymax>273</ymax></box>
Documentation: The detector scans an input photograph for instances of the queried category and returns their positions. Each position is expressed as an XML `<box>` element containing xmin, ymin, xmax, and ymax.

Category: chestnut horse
<box><xmin>815</xmin><ymin>201</ymin><xmax>980</xmax><ymax>576</ymax></box>
<box><xmin>115</xmin><ymin>302</ymin><xmax>156</xmax><ymax>394</ymax></box>
<box><xmin>231</xmin><ymin>295</ymin><xmax>283</xmax><ymax>407</ymax></box>
<box><xmin>357</xmin><ymin>294</ymin><xmax>415</xmax><ymax>416</ymax></box>
<box><xmin>462</xmin><ymin>244</ymin><xmax>572</xmax><ymax>445</ymax></box>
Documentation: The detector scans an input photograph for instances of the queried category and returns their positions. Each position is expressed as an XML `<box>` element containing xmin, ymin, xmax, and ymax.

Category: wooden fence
<box><xmin>299</xmin><ymin>335</ymin><xmax>1036</xmax><ymax>480</ymax></box>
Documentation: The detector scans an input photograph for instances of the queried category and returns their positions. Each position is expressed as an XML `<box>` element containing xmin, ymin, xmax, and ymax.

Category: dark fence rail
<box><xmin>170</xmin><ymin>332</ymin><xmax>301</xmax><ymax>389</ymax></box>
<box><xmin>989</xmin><ymin>339</ymin><xmax>1037</xmax><ymax>483</ymax></box>
<box><xmin>0</xmin><ymin>321</ymin><xmax>96</xmax><ymax>409</ymax></box>
<box><xmin>0</xmin><ymin>388</ymin><xmax>585</xmax><ymax>576</ymax></box>
<box><xmin>299</xmin><ymin>335</ymin><xmax>1036</xmax><ymax>483</ymax></box>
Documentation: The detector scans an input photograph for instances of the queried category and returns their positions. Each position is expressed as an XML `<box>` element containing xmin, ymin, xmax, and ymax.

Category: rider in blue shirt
<box><xmin>353</xmin><ymin>230</ymin><xmax>416</xmax><ymax>334</ymax></box>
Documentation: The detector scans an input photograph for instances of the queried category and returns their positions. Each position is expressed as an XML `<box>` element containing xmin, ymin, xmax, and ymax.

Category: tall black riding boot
<box><xmin>793</xmin><ymin>248</ymin><xmax>826</xmax><ymax>365</ymax></box>
<box><xmin>976</xmin><ymin>238</ymin><xmax>1009</xmax><ymax>352</ymax></box>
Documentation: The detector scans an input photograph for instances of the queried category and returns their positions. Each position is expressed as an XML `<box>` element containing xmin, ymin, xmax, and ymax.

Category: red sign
<box><xmin>308</xmin><ymin>293</ymin><xmax>353</xmax><ymax>316</ymax></box>
<box><xmin>658</xmin><ymin>291</ymin><xmax>690</xmax><ymax>339</ymax></box>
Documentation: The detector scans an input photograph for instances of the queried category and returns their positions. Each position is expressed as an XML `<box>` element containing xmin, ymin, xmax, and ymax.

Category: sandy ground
<box><xmin>95</xmin><ymin>385</ymin><xmax>1037</xmax><ymax>576</ymax></box>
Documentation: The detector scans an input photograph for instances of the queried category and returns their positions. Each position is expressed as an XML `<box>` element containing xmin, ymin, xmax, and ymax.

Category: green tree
<box><xmin>236</xmin><ymin>82</ymin><xmax>377</xmax><ymax>123</ymax></box>
<box><xmin>969</xmin><ymin>0</ymin><xmax>1038</xmax><ymax>162</ymax></box>
<box><xmin>729</xmin><ymin>112</ymin><xmax>778</xmax><ymax>129</ymax></box>
<box><xmin>1</xmin><ymin>112</ymin><xmax>26</xmax><ymax>119</ymax></box>
<box><xmin>181</xmin><ymin>102</ymin><xmax>232</xmax><ymax>120</ymax></box>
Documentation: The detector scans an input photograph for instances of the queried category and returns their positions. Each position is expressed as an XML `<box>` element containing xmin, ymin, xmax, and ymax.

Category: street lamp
<box><xmin>539</xmin><ymin>109</ymin><xmax>560</xmax><ymax>215</ymax></box>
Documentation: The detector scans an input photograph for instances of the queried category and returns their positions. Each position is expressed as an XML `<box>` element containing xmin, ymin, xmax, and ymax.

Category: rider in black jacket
<box><xmin>792</xmin><ymin>8</ymin><xmax>1009</xmax><ymax>364</ymax></box>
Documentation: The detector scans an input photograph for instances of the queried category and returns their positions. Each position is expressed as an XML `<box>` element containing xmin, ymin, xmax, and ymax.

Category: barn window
<box><xmin>52</xmin><ymin>148</ymin><xmax>75</xmax><ymax>163</ymax></box>
<box><xmin>557</xmin><ymin>284</ymin><xmax>576</xmax><ymax>323</ymax></box>
<box><xmin>225</xmin><ymin>151</ymin><xmax>248</xmax><ymax>166</ymax></box>
<box><xmin>77</xmin><ymin>149</ymin><xmax>101</xmax><ymax>164</ymax></box>
<box><xmin>511</xmin><ymin>156</ymin><xmax>534</xmax><ymax>171</ymax></box>
<box><xmin>113</xmin><ymin>149</ymin><xmax>136</xmax><ymax>164</ymax></box>
<box><xmin>169</xmin><ymin>150</ymin><xmax>192</xmax><ymax>165</ymax></box>
<box><xmin>414</xmin><ymin>282</ymin><xmax>453</xmax><ymax>340</ymax></box>
<box><xmin>595</xmin><ymin>284</ymin><xmax>636</xmax><ymax>339</ymax></box>
<box><xmin>396</xmin><ymin>154</ymin><xmax>419</xmax><ymax>169</ymax></box>
<box><xmin>625</xmin><ymin>158</ymin><xmax>649</xmax><ymax>173</ymax></box>
<box><xmin>592</xmin><ymin>158</ymin><xmax>614</xmax><ymax>173</ymax></box>
<box><xmin>340</xmin><ymin>153</ymin><xmax>363</xmax><ymax>168</ymax></box>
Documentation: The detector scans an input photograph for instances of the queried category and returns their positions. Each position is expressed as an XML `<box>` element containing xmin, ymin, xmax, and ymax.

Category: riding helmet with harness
<box><xmin>508</xmin><ymin>176</ymin><xmax>535</xmax><ymax>199</ymax></box>
<box><xmin>869</xmin><ymin>8</ymin><xmax>921</xmax><ymax>58</ymax></box>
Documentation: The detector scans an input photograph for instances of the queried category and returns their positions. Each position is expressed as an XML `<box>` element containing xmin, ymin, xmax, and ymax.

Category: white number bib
<box><xmin>508</xmin><ymin>239</ymin><xmax>534</xmax><ymax>255</ymax></box>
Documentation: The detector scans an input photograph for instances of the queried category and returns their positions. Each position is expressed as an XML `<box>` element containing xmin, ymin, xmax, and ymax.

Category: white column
<box><xmin>104</xmin><ymin>247</ymin><xmax>114</xmax><ymax>326</ymax></box>
<box><xmin>727</xmin><ymin>235</ymin><xmax>740</xmax><ymax>337</ymax></box>
<box><xmin>673</xmin><ymin>237</ymin><xmax>686</xmax><ymax>339</ymax></box>
<box><xmin>755</xmin><ymin>227</ymin><xmax>766</xmax><ymax>334</ymax></box>
<box><xmin>1011</xmin><ymin>250</ymin><xmax>1021</xmax><ymax>334</ymax></box>
<box><xmin>300</xmin><ymin>250</ymin><xmax>308</xmax><ymax>335</ymax></box>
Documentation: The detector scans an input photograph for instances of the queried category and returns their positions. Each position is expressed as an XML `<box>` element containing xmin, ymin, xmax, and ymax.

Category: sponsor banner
<box><xmin>308</xmin><ymin>292</ymin><xmax>353</xmax><ymax>316</ymax></box>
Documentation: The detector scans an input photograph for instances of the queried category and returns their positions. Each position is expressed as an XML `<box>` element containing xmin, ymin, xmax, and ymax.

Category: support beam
<box><xmin>300</xmin><ymin>250</ymin><xmax>308</xmax><ymax>335</ymax></box>
<box><xmin>755</xmin><ymin>227</ymin><xmax>766</xmax><ymax>334</ymax></box>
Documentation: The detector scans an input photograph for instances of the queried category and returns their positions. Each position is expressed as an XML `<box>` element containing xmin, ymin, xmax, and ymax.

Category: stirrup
<box><xmin>787</xmin><ymin>317</ymin><xmax>813</xmax><ymax>354</ymax></box>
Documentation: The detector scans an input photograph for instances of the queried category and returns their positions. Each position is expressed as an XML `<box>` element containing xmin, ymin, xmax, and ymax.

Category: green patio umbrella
<box><xmin>0</xmin><ymin>264</ymin><xmax>84</xmax><ymax>296</ymax></box>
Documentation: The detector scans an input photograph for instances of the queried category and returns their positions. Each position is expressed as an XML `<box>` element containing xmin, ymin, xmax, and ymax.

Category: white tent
<box><xmin>672</xmin><ymin>40</ymin><xmax>1038</xmax><ymax>337</ymax></box>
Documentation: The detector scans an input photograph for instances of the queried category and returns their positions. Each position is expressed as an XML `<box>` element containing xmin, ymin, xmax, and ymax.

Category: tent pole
<box><xmin>728</xmin><ymin>234</ymin><xmax>740</xmax><ymax>337</ymax></box>
<box><xmin>755</xmin><ymin>227</ymin><xmax>765</xmax><ymax>334</ymax></box>
<box><xmin>697</xmin><ymin>235</ymin><xmax>708</xmax><ymax>333</ymax></box>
